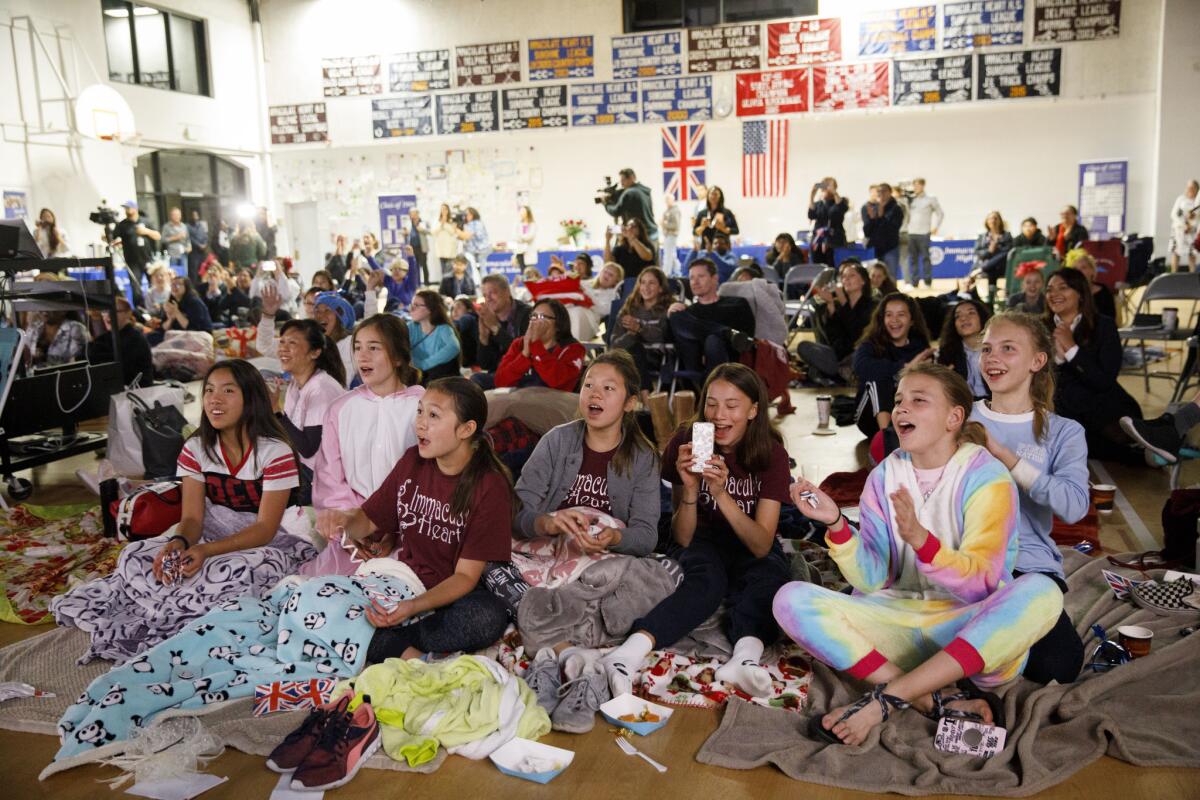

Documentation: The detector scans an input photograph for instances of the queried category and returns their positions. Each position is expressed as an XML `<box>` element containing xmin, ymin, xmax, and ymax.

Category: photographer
<box><xmin>807</xmin><ymin>178</ymin><xmax>848</xmax><ymax>267</ymax></box>
<box><xmin>860</xmin><ymin>182</ymin><xmax>904</xmax><ymax>282</ymax></box>
<box><xmin>692</xmin><ymin>185</ymin><xmax>738</xmax><ymax>250</ymax></box>
<box><xmin>456</xmin><ymin>207</ymin><xmax>491</xmax><ymax>270</ymax></box>
<box><xmin>603</xmin><ymin>218</ymin><xmax>657</xmax><ymax>284</ymax></box>
<box><xmin>35</xmin><ymin>208</ymin><xmax>72</xmax><ymax>258</ymax></box>
<box><xmin>113</xmin><ymin>200</ymin><xmax>161</xmax><ymax>307</ymax></box>
<box><xmin>603</xmin><ymin>168</ymin><xmax>658</xmax><ymax>243</ymax></box>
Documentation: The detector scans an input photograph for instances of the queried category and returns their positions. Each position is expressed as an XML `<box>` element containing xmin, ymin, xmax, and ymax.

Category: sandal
<box><xmin>807</xmin><ymin>683</ymin><xmax>911</xmax><ymax>745</ymax></box>
<box><xmin>951</xmin><ymin>679</ymin><xmax>1006</xmax><ymax>729</ymax></box>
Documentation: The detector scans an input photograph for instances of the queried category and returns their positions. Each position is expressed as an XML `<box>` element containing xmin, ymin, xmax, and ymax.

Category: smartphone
<box><xmin>609</xmin><ymin>224</ymin><xmax>623</xmax><ymax>235</ymax></box>
<box><xmin>691</xmin><ymin>422</ymin><xmax>715</xmax><ymax>473</ymax></box>
<box><xmin>261</xmin><ymin>260</ymin><xmax>277</xmax><ymax>272</ymax></box>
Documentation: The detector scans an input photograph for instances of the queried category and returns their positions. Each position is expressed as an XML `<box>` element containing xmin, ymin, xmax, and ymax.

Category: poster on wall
<box><xmin>812</xmin><ymin>62</ymin><xmax>890</xmax><ymax>111</ymax></box>
<box><xmin>1034</xmin><ymin>0</ymin><xmax>1120</xmax><ymax>42</ymax></box>
<box><xmin>436</xmin><ymin>90</ymin><xmax>499</xmax><ymax>134</ymax></box>
<box><xmin>977</xmin><ymin>48</ymin><xmax>1061</xmax><ymax>99</ymax></box>
<box><xmin>943</xmin><ymin>1</ymin><xmax>1024</xmax><ymax>49</ymax></box>
<box><xmin>642</xmin><ymin>77</ymin><xmax>712</xmax><ymax>122</ymax></box>
<box><xmin>611</xmin><ymin>32</ymin><xmax>682</xmax><ymax>78</ymax></box>
<box><xmin>269</xmin><ymin>103</ymin><xmax>329</xmax><ymax>144</ymax></box>
<box><xmin>735</xmin><ymin>68</ymin><xmax>810</xmax><ymax>117</ymax></box>
<box><xmin>859</xmin><ymin>5</ymin><xmax>937</xmax><ymax>56</ymax></box>
<box><xmin>321</xmin><ymin>56</ymin><xmax>382</xmax><ymax>97</ymax></box>
<box><xmin>388</xmin><ymin>49</ymin><xmax>451</xmax><ymax>92</ymax></box>
<box><xmin>455</xmin><ymin>41</ymin><xmax>521</xmax><ymax>87</ymax></box>
<box><xmin>766</xmin><ymin>18</ymin><xmax>841</xmax><ymax>66</ymax></box>
<box><xmin>501</xmin><ymin>85</ymin><xmax>568</xmax><ymax>129</ymax></box>
<box><xmin>528</xmin><ymin>36</ymin><xmax>594</xmax><ymax>80</ymax></box>
<box><xmin>2</xmin><ymin>190</ymin><xmax>28</xmax><ymax>220</ymax></box>
<box><xmin>893</xmin><ymin>56</ymin><xmax>973</xmax><ymax>105</ymax></box>
<box><xmin>687</xmin><ymin>24</ymin><xmax>761</xmax><ymax>73</ymax></box>
<box><xmin>1078</xmin><ymin>159</ymin><xmax>1127</xmax><ymax>238</ymax></box>
<box><xmin>378</xmin><ymin>194</ymin><xmax>418</xmax><ymax>247</ymax></box>
<box><xmin>570</xmin><ymin>81</ymin><xmax>640</xmax><ymax>126</ymax></box>
<box><xmin>371</xmin><ymin>96</ymin><xmax>434</xmax><ymax>138</ymax></box>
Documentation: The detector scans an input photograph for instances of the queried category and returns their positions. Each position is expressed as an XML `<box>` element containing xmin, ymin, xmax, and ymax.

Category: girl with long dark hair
<box><xmin>852</xmin><ymin>293</ymin><xmax>933</xmax><ymax>438</ymax></box>
<box><xmin>693</xmin><ymin>185</ymin><xmax>739</xmax><ymax>249</ymax></box>
<box><xmin>599</xmin><ymin>363</ymin><xmax>792</xmax><ymax>700</ymax></box>
<box><xmin>494</xmin><ymin>298</ymin><xmax>585</xmax><ymax>391</ymax></box>
<box><xmin>937</xmin><ymin>298</ymin><xmax>992</xmax><ymax>399</ymax></box>
<box><xmin>407</xmin><ymin>289</ymin><xmax>462</xmax><ymax>384</ymax></box>
<box><xmin>52</xmin><ymin>360</ymin><xmax>315</xmax><ymax>663</ymax></box>
<box><xmin>315</xmin><ymin>377</ymin><xmax>515</xmax><ymax>663</ymax></box>
<box><xmin>612</xmin><ymin>267</ymin><xmax>677</xmax><ymax>392</ymax></box>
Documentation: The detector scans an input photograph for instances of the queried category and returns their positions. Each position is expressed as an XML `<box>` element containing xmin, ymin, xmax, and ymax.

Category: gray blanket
<box><xmin>696</xmin><ymin>550</ymin><xmax>1200</xmax><ymax>796</ymax></box>
<box><xmin>0</xmin><ymin>627</ymin><xmax>443</xmax><ymax>776</ymax></box>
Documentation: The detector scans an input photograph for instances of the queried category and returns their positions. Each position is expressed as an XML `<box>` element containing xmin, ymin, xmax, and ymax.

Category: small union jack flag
<box><xmin>253</xmin><ymin>678</ymin><xmax>338</xmax><ymax>716</ymax></box>
<box><xmin>662</xmin><ymin>124</ymin><xmax>706</xmax><ymax>201</ymax></box>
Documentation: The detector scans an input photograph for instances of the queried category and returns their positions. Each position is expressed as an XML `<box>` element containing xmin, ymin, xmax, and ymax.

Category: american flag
<box><xmin>662</xmin><ymin>124</ymin><xmax>706</xmax><ymax>201</ymax></box>
<box><xmin>742</xmin><ymin>119</ymin><xmax>788</xmax><ymax>198</ymax></box>
<box><xmin>253</xmin><ymin>678</ymin><xmax>337</xmax><ymax>716</ymax></box>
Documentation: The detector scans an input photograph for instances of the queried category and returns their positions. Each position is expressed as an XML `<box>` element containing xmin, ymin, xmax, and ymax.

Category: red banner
<box><xmin>767</xmin><ymin>18</ymin><xmax>841</xmax><ymax>66</ymax></box>
<box><xmin>812</xmin><ymin>62</ymin><xmax>890</xmax><ymax>112</ymax></box>
<box><xmin>736</xmin><ymin>68</ymin><xmax>810</xmax><ymax>117</ymax></box>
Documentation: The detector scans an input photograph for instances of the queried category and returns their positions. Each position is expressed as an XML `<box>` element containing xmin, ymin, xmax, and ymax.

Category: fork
<box><xmin>614</xmin><ymin>736</ymin><xmax>667</xmax><ymax>773</ymax></box>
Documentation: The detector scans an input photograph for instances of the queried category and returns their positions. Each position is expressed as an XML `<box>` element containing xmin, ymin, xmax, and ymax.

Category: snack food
<box><xmin>619</xmin><ymin>706</ymin><xmax>662</xmax><ymax>723</ymax></box>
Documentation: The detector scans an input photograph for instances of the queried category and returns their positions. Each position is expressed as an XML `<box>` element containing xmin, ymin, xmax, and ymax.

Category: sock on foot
<box><xmin>600</xmin><ymin>632</ymin><xmax>653</xmax><ymax>697</ymax></box>
<box><xmin>560</xmin><ymin>646</ymin><xmax>601</xmax><ymax>682</ymax></box>
<box><xmin>715</xmin><ymin>636</ymin><xmax>773</xmax><ymax>698</ymax></box>
<box><xmin>1173</xmin><ymin>402</ymin><xmax>1200</xmax><ymax>437</ymax></box>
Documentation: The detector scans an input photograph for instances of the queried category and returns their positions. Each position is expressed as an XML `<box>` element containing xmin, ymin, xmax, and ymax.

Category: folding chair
<box><xmin>1118</xmin><ymin>272</ymin><xmax>1200</xmax><ymax>400</ymax></box>
<box><xmin>1004</xmin><ymin>245</ymin><xmax>1060</xmax><ymax>299</ymax></box>
<box><xmin>0</xmin><ymin>328</ymin><xmax>29</xmax><ymax>511</ymax></box>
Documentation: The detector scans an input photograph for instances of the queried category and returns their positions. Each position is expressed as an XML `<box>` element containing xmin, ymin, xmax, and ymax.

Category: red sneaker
<box><xmin>266</xmin><ymin>693</ymin><xmax>351</xmax><ymax>774</ymax></box>
<box><xmin>290</xmin><ymin>696</ymin><xmax>382</xmax><ymax>791</ymax></box>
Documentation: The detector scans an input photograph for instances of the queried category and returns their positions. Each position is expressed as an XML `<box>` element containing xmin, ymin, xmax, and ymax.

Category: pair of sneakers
<box><xmin>266</xmin><ymin>693</ymin><xmax>382</xmax><ymax>792</ymax></box>
<box><xmin>525</xmin><ymin>648</ymin><xmax>611</xmax><ymax>734</ymax></box>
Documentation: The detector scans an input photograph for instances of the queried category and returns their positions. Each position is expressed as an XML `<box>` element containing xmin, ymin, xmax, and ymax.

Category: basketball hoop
<box><xmin>74</xmin><ymin>84</ymin><xmax>137</xmax><ymax>142</ymax></box>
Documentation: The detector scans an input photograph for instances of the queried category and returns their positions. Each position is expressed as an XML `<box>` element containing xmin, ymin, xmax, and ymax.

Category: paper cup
<box><xmin>1091</xmin><ymin>484</ymin><xmax>1116</xmax><ymax>513</ymax></box>
<box><xmin>1117</xmin><ymin>625</ymin><xmax>1153</xmax><ymax>659</ymax></box>
<box><xmin>816</xmin><ymin>395</ymin><xmax>833</xmax><ymax>429</ymax></box>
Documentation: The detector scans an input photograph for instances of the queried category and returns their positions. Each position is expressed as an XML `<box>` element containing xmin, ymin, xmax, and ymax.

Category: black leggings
<box><xmin>1013</xmin><ymin>570</ymin><xmax>1084</xmax><ymax>684</ymax></box>
<box><xmin>365</xmin><ymin>588</ymin><xmax>509</xmax><ymax>664</ymax></box>
<box><xmin>633</xmin><ymin>535</ymin><xmax>790</xmax><ymax>648</ymax></box>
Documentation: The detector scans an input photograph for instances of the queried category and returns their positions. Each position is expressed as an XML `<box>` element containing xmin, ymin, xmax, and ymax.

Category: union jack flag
<box><xmin>662</xmin><ymin>124</ymin><xmax>706</xmax><ymax>201</ymax></box>
<box><xmin>253</xmin><ymin>678</ymin><xmax>338</xmax><ymax>716</ymax></box>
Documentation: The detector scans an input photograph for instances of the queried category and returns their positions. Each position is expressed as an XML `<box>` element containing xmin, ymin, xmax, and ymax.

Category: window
<box><xmin>102</xmin><ymin>1</ymin><xmax>210</xmax><ymax>96</ymax></box>
<box><xmin>135</xmin><ymin>150</ymin><xmax>247</xmax><ymax>237</ymax></box>
<box><xmin>624</xmin><ymin>0</ymin><xmax>817</xmax><ymax>31</ymax></box>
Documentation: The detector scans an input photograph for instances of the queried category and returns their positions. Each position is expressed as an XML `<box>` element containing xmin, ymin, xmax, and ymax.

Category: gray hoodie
<box><xmin>514</xmin><ymin>419</ymin><xmax>660</xmax><ymax>555</ymax></box>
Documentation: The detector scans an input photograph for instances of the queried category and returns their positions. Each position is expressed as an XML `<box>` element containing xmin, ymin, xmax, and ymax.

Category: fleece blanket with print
<box><xmin>45</xmin><ymin>563</ymin><xmax>423</xmax><ymax>776</ymax></box>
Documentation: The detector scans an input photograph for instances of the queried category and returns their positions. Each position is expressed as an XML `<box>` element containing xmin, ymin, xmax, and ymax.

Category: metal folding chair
<box><xmin>1118</xmin><ymin>272</ymin><xmax>1200</xmax><ymax>400</ymax></box>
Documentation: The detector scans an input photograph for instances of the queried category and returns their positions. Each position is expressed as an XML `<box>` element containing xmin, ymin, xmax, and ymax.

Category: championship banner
<box><xmin>977</xmin><ymin>48</ymin><xmax>1061</xmax><ymax>100</ymax></box>
<box><xmin>736</xmin><ymin>68</ymin><xmax>810</xmax><ymax>117</ymax></box>
<box><xmin>943</xmin><ymin>0</ymin><xmax>1025</xmax><ymax>49</ymax></box>
<box><xmin>1034</xmin><ymin>0</ymin><xmax>1120</xmax><ymax>42</ymax></box>
<box><xmin>893</xmin><ymin>56</ymin><xmax>973</xmax><ymax>105</ymax></box>
<box><xmin>455</xmin><ymin>41</ymin><xmax>521</xmax><ymax>86</ymax></box>
<box><xmin>528</xmin><ymin>36</ymin><xmax>594</xmax><ymax>80</ymax></box>
<box><xmin>859</xmin><ymin>6</ymin><xmax>937</xmax><ymax>56</ymax></box>
<box><xmin>642</xmin><ymin>77</ymin><xmax>712</xmax><ymax>122</ymax></box>
<box><xmin>813</xmin><ymin>62</ymin><xmax>890</xmax><ymax>111</ymax></box>
<box><xmin>611</xmin><ymin>32</ymin><xmax>682</xmax><ymax>78</ymax></box>
<box><xmin>766</xmin><ymin>18</ymin><xmax>841</xmax><ymax>66</ymax></box>
<box><xmin>570</xmin><ymin>81</ymin><xmax>640</xmax><ymax>126</ymax></box>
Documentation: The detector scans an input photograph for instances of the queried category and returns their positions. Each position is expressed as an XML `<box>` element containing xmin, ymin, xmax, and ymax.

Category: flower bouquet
<box><xmin>558</xmin><ymin>219</ymin><xmax>589</xmax><ymax>247</ymax></box>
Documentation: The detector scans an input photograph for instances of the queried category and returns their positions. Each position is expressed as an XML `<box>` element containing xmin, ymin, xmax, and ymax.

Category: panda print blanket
<box><xmin>50</xmin><ymin>567</ymin><xmax>424</xmax><ymax>769</ymax></box>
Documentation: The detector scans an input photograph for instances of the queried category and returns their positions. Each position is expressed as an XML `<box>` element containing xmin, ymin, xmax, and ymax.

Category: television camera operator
<box><xmin>600</xmin><ymin>168</ymin><xmax>658</xmax><ymax>244</ymax></box>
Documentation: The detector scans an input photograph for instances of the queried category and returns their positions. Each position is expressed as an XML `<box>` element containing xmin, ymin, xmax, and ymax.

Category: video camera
<box><xmin>594</xmin><ymin>176</ymin><xmax>619</xmax><ymax>208</ymax></box>
<box><xmin>89</xmin><ymin>202</ymin><xmax>120</xmax><ymax>244</ymax></box>
<box><xmin>450</xmin><ymin>206</ymin><xmax>468</xmax><ymax>228</ymax></box>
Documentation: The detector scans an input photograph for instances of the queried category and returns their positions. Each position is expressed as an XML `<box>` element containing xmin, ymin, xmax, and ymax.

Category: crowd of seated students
<box><xmin>38</xmin><ymin>173</ymin><xmax>1189</xmax><ymax>759</ymax></box>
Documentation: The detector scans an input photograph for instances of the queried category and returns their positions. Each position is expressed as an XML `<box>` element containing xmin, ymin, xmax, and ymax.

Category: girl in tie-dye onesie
<box><xmin>773</xmin><ymin>363</ymin><xmax>1062</xmax><ymax>746</ymax></box>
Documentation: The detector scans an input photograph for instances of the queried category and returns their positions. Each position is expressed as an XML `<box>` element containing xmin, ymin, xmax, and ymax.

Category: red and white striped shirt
<box><xmin>177</xmin><ymin>437</ymin><xmax>299</xmax><ymax>512</ymax></box>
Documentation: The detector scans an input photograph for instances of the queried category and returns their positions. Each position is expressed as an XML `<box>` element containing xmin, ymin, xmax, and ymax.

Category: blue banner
<box><xmin>1078</xmin><ymin>160</ymin><xmax>1127</xmax><ymax>240</ymax></box>
<box><xmin>859</xmin><ymin>5</ymin><xmax>937</xmax><ymax>55</ymax></box>
<box><xmin>378</xmin><ymin>195</ymin><xmax>417</xmax><ymax>249</ymax></box>
<box><xmin>570</xmin><ymin>81</ymin><xmax>640</xmax><ymax>126</ymax></box>
<box><xmin>528</xmin><ymin>36</ymin><xmax>594</xmax><ymax>81</ymax></box>
<box><xmin>929</xmin><ymin>240</ymin><xmax>976</xmax><ymax>278</ymax></box>
<box><xmin>943</xmin><ymin>0</ymin><xmax>1024</xmax><ymax>50</ymax></box>
<box><xmin>611</xmin><ymin>32</ymin><xmax>682</xmax><ymax>78</ymax></box>
<box><xmin>641</xmin><ymin>77</ymin><xmax>712</xmax><ymax>122</ymax></box>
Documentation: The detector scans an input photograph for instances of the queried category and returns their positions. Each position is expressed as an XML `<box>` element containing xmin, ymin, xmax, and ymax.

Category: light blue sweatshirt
<box><xmin>406</xmin><ymin>321</ymin><xmax>461</xmax><ymax>372</ymax></box>
<box><xmin>970</xmin><ymin>400</ymin><xmax>1090</xmax><ymax>579</ymax></box>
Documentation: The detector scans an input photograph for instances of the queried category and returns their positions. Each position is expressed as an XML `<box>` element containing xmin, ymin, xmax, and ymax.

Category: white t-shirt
<box><xmin>176</xmin><ymin>436</ymin><xmax>299</xmax><ymax>513</ymax></box>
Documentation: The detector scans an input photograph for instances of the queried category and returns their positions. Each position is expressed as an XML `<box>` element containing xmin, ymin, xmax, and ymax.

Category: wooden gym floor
<box><xmin>0</xmin><ymin>317</ymin><xmax>1196</xmax><ymax>798</ymax></box>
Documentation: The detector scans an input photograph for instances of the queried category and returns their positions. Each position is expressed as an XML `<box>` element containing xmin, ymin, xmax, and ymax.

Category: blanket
<box><xmin>510</xmin><ymin>507</ymin><xmax>625</xmax><ymax>589</ymax></box>
<box><xmin>695</xmin><ymin>549</ymin><xmax>1200</xmax><ymax>796</ymax></box>
<box><xmin>0</xmin><ymin>504</ymin><xmax>120</xmax><ymax>625</ymax></box>
<box><xmin>345</xmin><ymin>655</ymin><xmax>549</xmax><ymax>767</ymax></box>
<box><xmin>0</xmin><ymin>628</ymin><xmax>445</xmax><ymax>777</ymax></box>
<box><xmin>43</xmin><ymin>571</ymin><xmax>423</xmax><ymax>776</ymax></box>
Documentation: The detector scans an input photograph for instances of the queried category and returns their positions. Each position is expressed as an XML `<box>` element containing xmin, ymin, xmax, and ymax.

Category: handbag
<box><xmin>129</xmin><ymin>393</ymin><xmax>190</xmax><ymax>480</ymax></box>
<box><xmin>106</xmin><ymin>382</ymin><xmax>187</xmax><ymax>478</ymax></box>
<box><xmin>110</xmin><ymin>481</ymin><xmax>184</xmax><ymax>540</ymax></box>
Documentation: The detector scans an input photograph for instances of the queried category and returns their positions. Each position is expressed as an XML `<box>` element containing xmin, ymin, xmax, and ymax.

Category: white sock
<box><xmin>559</xmin><ymin>646</ymin><xmax>601</xmax><ymax>682</ymax></box>
<box><xmin>600</xmin><ymin>632</ymin><xmax>653</xmax><ymax>697</ymax></box>
<box><xmin>715</xmin><ymin>636</ymin><xmax>773</xmax><ymax>698</ymax></box>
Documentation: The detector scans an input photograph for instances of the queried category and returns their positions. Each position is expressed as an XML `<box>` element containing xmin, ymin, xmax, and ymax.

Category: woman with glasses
<box><xmin>407</xmin><ymin>289</ymin><xmax>462</xmax><ymax>385</ymax></box>
<box><xmin>494</xmin><ymin>299</ymin><xmax>585</xmax><ymax>391</ymax></box>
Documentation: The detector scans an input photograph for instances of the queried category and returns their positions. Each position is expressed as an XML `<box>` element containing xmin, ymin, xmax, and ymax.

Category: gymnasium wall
<box><xmin>261</xmin><ymin>0</ymin><xmax>1164</xmax><ymax>272</ymax></box>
